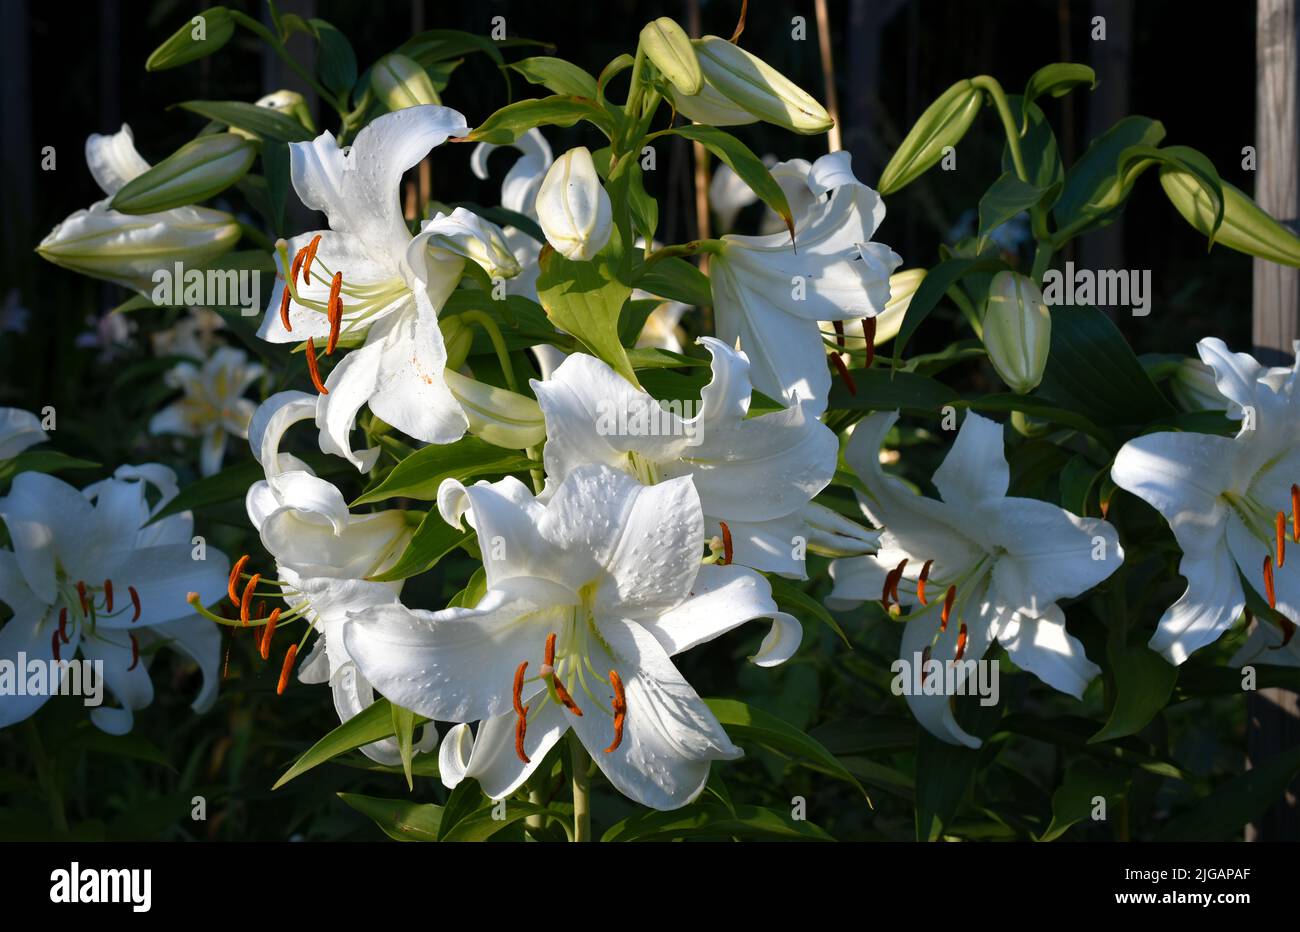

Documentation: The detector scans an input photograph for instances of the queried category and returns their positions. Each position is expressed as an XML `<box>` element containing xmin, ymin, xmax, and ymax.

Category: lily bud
<box><xmin>37</xmin><ymin>205</ymin><xmax>240</xmax><ymax>297</ymax></box>
<box><xmin>423</xmin><ymin>208</ymin><xmax>521</xmax><ymax>281</ymax></box>
<box><xmin>668</xmin><ymin>81</ymin><xmax>757</xmax><ymax>127</ymax></box>
<box><xmin>444</xmin><ymin>370</ymin><xmax>546</xmax><ymax>450</ymax></box>
<box><xmin>1160</xmin><ymin>170</ymin><xmax>1300</xmax><ymax>267</ymax></box>
<box><xmin>692</xmin><ymin>36</ymin><xmax>832</xmax><ymax>135</ymax></box>
<box><xmin>877</xmin><ymin>79</ymin><xmax>983</xmax><ymax>195</ymax></box>
<box><xmin>982</xmin><ymin>271</ymin><xmax>1052</xmax><ymax>394</ymax></box>
<box><xmin>535</xmin><ymin>147</ymin><xmax>613</xmax><ymax>261</ymax></box>
<box><xmin>370</xmin><ymin>53</ymin><xmax>442</xmax><ymax>111</ymax></box>
<box><xmin>873</xmin><ymin>268</ymin><xmax>927</xmax><ymax>344</ymax></box>
<box><xmin>802</xmin><ymin>502</ymin><xmax>883</xmax><ymax>557</ymax></box>
<box><xmin>146</xmin><ymin>6</ymin><xmax>235</xmax><ymax>71</ymax></box>
<box><xmin>439</xmin><ymin>315</ymin><xmax>474</xmax><ymax>372</ymax></box>
<box><xmin>256</xmin><ymin>90</ymin><xmax>316</xmax><ymax>132</ymax></box>
<box><xmin>640</xmin><ymin>17</ymin><xmax>702</xmax><ymax>96</ymax></box>
<box><xmin>110</xmin><ymin>133</ymin><xmax>255</xmax><ymax>214</ymax></box>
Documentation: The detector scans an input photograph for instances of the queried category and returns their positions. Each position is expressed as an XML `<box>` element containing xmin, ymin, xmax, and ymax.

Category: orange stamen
<box><xmin>829</xmin><ymin>351</ymin><xmax>856</xmax><ymax>395</ymax></box>
<box><xmin>305</xmin><ymin>337</ymin><xmax>329</xmax><ymax>394</ymax></box>
<box><xmin>1293</xmin><ymin>484</ymin><xmax>1299</xmax><ymax>543</ymax></box>
<box><xmin>260</xmin><ymin>608</ymin><xmax>281</xmax><ymax>660</ymax></box>
<box><xmin>104</xmin><ymin>579</ymin><xmax>114</xmax><ymax>613</ymax></box>
<box><xmin>831</xmin><ymin>319</ymin><xmax>846</xmax><ymax>350</ymax></box>
<box><xmin>58</xmin><ymin>608</ymin><xmax>69</xmax><ymax>644</ymax></box>
<box><xmin>604</xmin><ymin>670</ymin><xmax>626</xmax><ymax>753</ymax></box>
<box><xmin>515</xmin><ymin>711</ymin><xmax>531</xmax><ymax>764</ymax></box>
<box><xmin>77</xmin><ymin>581</ymin><xmax>87</xmax><ymax>615</ymax></box>
<box><xmin>240</xmin><ymin>573</ymin><xmax>261</xmax><ymax>624</ymax></box>
<box><xmin>513</xmin><ymin>661</ymin><xmax>529</xmax><ymax>717</ymax></box>
<box><xmin>553</xmin><ymin>675</ymin><xmax>584</xmax><ymax>716</ymax></box>
<box><xmin>862</xmin><ymin>317</ymin><xmax>877</xmax><ymax>369</ymax></box>
<box><xmin>278</xmin><ymin>282</ymin><xmax>293</xmax><ymax>332</ymax></box>
<box><xmin>544</xmin><ymin>633</ymin><xmax>557</xmax><ymax>667</ymax></box>
<box><xmin>888</xmin><ymin>558</ymin><xmax>907</xmax><ymax>605</ymax></box>
<box><xmin>941</xmin><ymin>585</ymin><xmax>956</xmax><ymax>632</ymax></box>
<box><xmin>917</xmin><ymin>559</ymin><xmax>934</xmax><ymax>606</ymax></box>
<box><xmin>1277</xmin><ymin>511</ymin><xmax>1287</xmax><ymax>569</ymax></box>
<box><xmin>52</xmin><ymin>630</ymin><xmax>60</xmax><ymax>662</ymax></box>
<box><xmin>301</xmin><ymin>234</ymin><xmax>322</xmax><ymax>286</ymax></box>
<box><xmin>955</xmin><ymin>623</ymin><xmax>969</xmax><ymax>661</ymax></box>
<box><xmin>326</xmin><ymin>296</ymin><xmax>342</xmax><ymax>354</ymax></box>
<box><xmin>127</xmin><ymin>633</ymin><xmax>140</xmax><ymax>671</ymax></box>
<box><xmin>129</xmin><ymin>585</ymin><xmax>140</xmax><ymax>623</ymax></box>
<box><xmin>289</xmin><ymin>248</ymin><xmax>305</xmax><ymax>288</ymax></box>
<box><xmin>277</xmin><ymin>643</ymin><xmax>298</xmax><ymax>695</ymax></box>
<box><xmin>1264</xmin><ymin>556</ymin><xmax>1277</xmax><ymax>610</ymax></box>
<box><xmin>719</xmin><ymin>521</ymin><xmax>733</xmax><ymax>566</ymax></box>
<box><xmin>228</xmin><ymin>555</ymin><xmax>250</xmax><ymax>604</ymax></box>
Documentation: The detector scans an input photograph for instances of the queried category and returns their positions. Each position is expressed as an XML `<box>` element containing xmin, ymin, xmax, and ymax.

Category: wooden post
<box><xmin>1248</xmin><ymin>0</ymin><xmax>1300</xmax><ymax>842</ymax></box>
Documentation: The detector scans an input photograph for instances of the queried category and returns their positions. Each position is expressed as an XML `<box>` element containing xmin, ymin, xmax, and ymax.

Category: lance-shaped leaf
<box><xmin>1019</xmin><ymin>62</ymin><xmax>1096</xmax><ymax>135</ymax></box>
<box><xmin>665</xmin><ymin>125</ymin><xmax>794</xmax><ymax>238</ymax></box>
<box><xmin>467</xmin><ymin>96</ymin><xmax>618</xmax><ymax>145</ymax></box>
<box><xmin>507</xmin><ymin>56</ymin><xmax>600</xmax><ymax>98</ymax></box>
<box><xmin>1052</xmin><ymin>116</ymin><xmax>1166</xmax><ymax>237</ymax></box>
<box><xmin>536</xmin><ymin>230</ymin><xmax>637</xmax><ymax>383</ymax></box>
<box><xmin>176</xmin><ymin>100</ymin><xmax>314</xmax><ymax>142</ymax></box>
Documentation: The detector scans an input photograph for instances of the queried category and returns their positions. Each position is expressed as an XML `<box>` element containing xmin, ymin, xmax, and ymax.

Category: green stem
<box><xmin>1030</xmin><ymin>240</ymin><xmax>1054</xmax><ymax>284</ymax></box>
<box><xmin>456</xmin><ymin>310</ymin><xmax>519</xmax><ymax>393</ymax></box>
<box><xmin>971</xmin><ymin>76</ymin><xmax>1029</xmax><ymax>185</ymax></box>
<box><xmin>946</xmin><ymin>284</ymin><xmax>982</xmax><ymax>337</ymax></box>
<box><xmin>644</xmin><ymin>240</ymin><xmax>723</xmax><ymax>266</ymax></box>
<box><xmin>570</xmin><ymin>735</ymin><xmax>591</xmax><ymax>842</ymax></box>
<box><xmin>230</xmin><ymin>11</ymin><xmax>345</xmax><ymax>115</ymax></box>
<box><xmin>25</xmin><ymin>719</ymin><xmax>68</xmax><ymax>835</ymax></box>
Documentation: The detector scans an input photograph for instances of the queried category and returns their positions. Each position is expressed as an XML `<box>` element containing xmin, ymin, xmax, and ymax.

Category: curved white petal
<box><xmin>85</xmin><ymin>124</ymin><xmax>150</xmax><ymax>196</ymax></box>
<box><xmin>81</xmin><ymin>630</ymin><xmax>155</xmax><ymax>735</ymax></box>
<box><xmin>996</xmin><ymin>604</ymin><xmax>1100</xmax><ymax>699</ymax></box>
<box><xmin>437</xmin><ymin>475</ymin><xmax>549</xmax><ymax>587</ymax></box>
<box><xmin>1149</xmin><ymin>537</ymin><xmax>1245</xmax><ymax>664</ymax></box>
<box><xmin>0</xmin><ymin>407</ymin><xmax>48</xmax><ymax>459</ymax></box>
<box><xmin>931</xmin><ymin>411</ymin><xmax>1009</xmax><ymax>506</ymax></box>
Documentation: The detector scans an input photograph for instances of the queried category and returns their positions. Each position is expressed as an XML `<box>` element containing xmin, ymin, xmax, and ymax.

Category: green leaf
<box><xmin>961</xmin><ymin>393</ymin><xmax>1114</xmax><ymax>446</ymax></box>
<box><xmin>0</xmin><ymin>450</ymin><xmax>98</xmax><ymax>486</ymax></box>
<box><xmin>878</xmin><ymin>79</ymin><xmax>983</xmax><ymax>195</ymax></box>
<box><xmin>338</xmin><ymin>793</ymin><xmax>443</xmax><ymax>841</ymax></box>
<box><xmin>262</xmin><ymin>140</ymin><xmax>290</xmax><ymax>237</ymax></box>
<box><xmin>1035</xmin><ymin>305</ymin><xmax>1175</xmax><ymax>427</ymax></box>
<box><xmin>768</xmin><ymin>576</ymin><xmax>850</xmax><ymax>648</ymax></box>
<box><xmin>311</xmin><ymin>19</ymin><xmax>357</xmax><ymax>99</ymax></box>
<box><xmin>977</xmin><ymin>173</ymin><xmax>1048</xmax><ymax>252</ymax></box>
<box><xmin>1005</xmin><ymin>98</ymin><xmax>1063</xmax><ymax>198</ymax></box>
<box><xmin>60</xmin><ymin>730</ymin><xmax>176</xmax><ymax>772</ymax></box>
<box><xmin>175</xmin><ymin>100</ymin><xmax>314</xmax><ymax>142</ymax></box>
<box><xmin>507</xmin><ymin>56</ymin><xmax>599</xmax><ymax>98</ymax></box>
<box><xmin>1052</xmin><ymin>116</ymin><xmax>1166</xmax><ymax>237</ymax></box>
<box><xmin>826</xmin><ymin>368</ymin><xmax>958</xmax><ymax>414</ymax></box>
<box><xmin>367</xmin><ymin>514</ymin><xmax>471</xmax><ymax>583</ymax></box>
<box><xmin>1020</xmin><ymin>63</ymin><xmax>1096</xmax><ymax>135</ymax></box>
<box><xmin>666</xmin><ymin>125</ymin><xmax>794</xmax><ymax>237</ymax></box>
<box><xmin>467</xmin><ymin>96</ymin><xmax>617</xmax><ymax>145</ymax></box>
<box><xmin>391</xmin><ymin>704</ymin><xmax>417</xmax><ymax>790</ymax></box>
<box><xmin>146</xmin><ymin>7</ymin><xmax>235</xmax><ymax>71</ymax></box>
<box><xmin>1090</xmin><ymin>642</ymin><xmax>1178</xmax><ymax>743</ymax></box>
<box><xmin>1158</xmin><ymin>743</ymin><xmax>1300</xmax><ymax>841</ymax></box>
<box><xmin>602</xmin><ymin>803</ymin><xmax>834</xmax><ymax>841</ymax></box>
<box><xmin>705</xmin><ymin>698</ymin><xmax>869</xmax><ymax>800</ymax></box>
<box><xmin>635</xmin><ymin>256</ymin><xmax>711</xmax><ymax>308</ymax></box>
<box><xmin>536</xmin><ymin>231</ymin><xmax>637</xmax><ymax>384</ymax></box>
<box><xmin>913</xmin><ymin>698</ymin><xmax>1004</xmax><ymax>840</ymax></box>
<box><xmin>893</xmin><ymin>256</ymin><xmax>1005</xmax><ymax>363</ymax></box>
<box><xmin>353</xmin><ymin>436</ymin><xmax>533</xmax><ymax>504</ymax></box>
<box><xmin>1037</xmin><ymin>759</ymin><xmax>1128</xmax><ymax>841</ymax></box>
<box><xmin>274</xmin><ymin>698</ymin><xmax>427</xmax><ymax>789</ymax></box>
<box><xmin>439</xmin><ymin>799</ymin><xmax>553</xmax><ymax>841</ymax></box>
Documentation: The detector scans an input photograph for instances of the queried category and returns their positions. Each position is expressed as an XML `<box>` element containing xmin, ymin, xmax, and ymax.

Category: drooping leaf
<box><xmin>507</xmin><ymin>56</ymin><xmax>599</xmax><ymax>98</ymax></box>
<box><xmin>666</xmin><ymin>125</ymin><xmax>793</xmax><ymax>237</ymax></box>
<box><xmin>1037</xmin><ymin>758</ymin><xmax>1129</xmax><ymax>841</ymax></box>
<box><xmin>274</xmin><ymin>699</ymin><xmax>428</xmax><ymax>789</ymax></box>
<box><xmin>367</xmin><ymin>515</ymin><xmax>471</xmax><ymax>584</ymax></box>
<box><xmin>352</xmin><ymin>436</ymin><xmax>533</xmax><ymax>504</ymax></box>
<box><xmin>1090</xmin><ymin>642</ymin><xmax>1178</xmax><ymax>743</ymax></box>
<box><xmin>338</xmin><ymin>793</ymin><xmax>443</xmax><ymax>841</ymax></box>
<box><xmin>175</xmin><ymin>100</ymin><xmax>314</xmax><ymax>142</ymax></box>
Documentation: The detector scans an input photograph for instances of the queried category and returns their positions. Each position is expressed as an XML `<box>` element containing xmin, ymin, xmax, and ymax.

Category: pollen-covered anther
<box><xmin>326</xmin><ymin>271</ymin><xmax>343</xmax><ymax>355</ymax></box>
<box><xmin>832</xmin><ymin>319</ymin><xmax>846</xmax><ymax>350</ymax></box>
<box><xmin>228</xmin><ymin>554</ymin><xmax>250</xmax><ymax>604</ymax></box>
<box><xmin>305</xmin><ymin>337</ymin><xmax>329</xmax><ymax>395</ymax></box>
<box><xmin>515</xmin><ymin>712</ymin><xmax>531</xmax><ymax>764</ymax></box>
<box><xmin>888</xmin><ymin>558</ymin><xmax>907</xmax><ymax>606</ymax></box>
<box><xmin>1263</xmin><ymin>555</ymin><xmax>1277</xmax><ymax>610</ymax></box>
<box><xmin>604</xmin><ymin>670</ymin><xmax>627</xmax><ymax>754</ymax></box>
<box><xmin>512</xmin><ymin>661</ymin><xmax>529</xmax><ymax>718</ymax></box>
<box><xmin>52</xmin><ymin>630</ymin><xmax>61</xmax><ymax>662</ymax></box>
<box><xmin>940</xmin><ymin>584</ymin><xmax>957</xmax><ymax>632</ymax></box>
<box><xmin>301</xmin><ymin>234</ymin><xmax>322</xmax><ymax>286</ymax></box>
<box><xmin>1277</xmin><ymin>511</ymin><xmax>1286</xmax><ymax>569</ymax></box>
<box><xmin>719</xmin><ymin>521</ymin><xmax>734</xmax><ymax>566</ymax></box>
<box><xmin>277</xmin><ymin>643</ymin><xmax>298</xmax><ymax>696</ymax></box>
<box><xmin>289</xmin><ymin>248</ymin><xmax>305</xmax><ymax>290</ymax></box>
<box><xmin>127</xmin><ymin>633</ymin><xmax>140</xmax><ymax>671</ymax></box>
<box><xmin>1292</xmin><ymin>484</ymin><xmax>1299</xmax><ymax>543</ymax></box>
<box><xmin>828</xmin><ymin>350</ymin><xmax>856</xmax><ymax>395</ymax></box>
<box><xmin>955</xmin><ymin>622</ymin><xmax>969</xmax><ymax>661</ymax></box>
<box><xmin>260</xmin><ymin>608</ymin><xmax>281</xmax><ymax>661</ymax></box>
<box><xmin>58</xmin><ymin>608</ymin><xmax>70</xmax><ymax>644</ymax></box>
<box><xmin>104</xmin><ymin>579</ymin><xmax>114</xmax><ymax>613</ymax></box>
<box><xmin>916</xmin><ymin>559</ymin><xmax>934</xmax><ymax>606</ymax></box>
<box><xmin>881</xmin><ymin>559</ymin><xmax>907</xmax><ymax>611</ymax></box>
<box><xmin>128</xmin><ymin>586</ymin><xmax>140</xmax><ymax>623</ymax></box>
<box><xmin>862</xmin><ymin>316</ymin><xmax>877</xmax><ymax>369</ymax></box>
<box><xmin>76</xmin><ymin>580</ymin><xmax>88</xmax><ymax>616</ymax></box>
<box><xmin>240</xmin><ymin>573</ymin><xmax>261</xmax><ymax>624</ymax></box>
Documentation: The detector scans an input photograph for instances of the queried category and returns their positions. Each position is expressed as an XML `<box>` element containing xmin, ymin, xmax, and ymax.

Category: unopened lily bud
<box><xmin>641</xmin><ymin>17</ymin><xmax>702</xmax><ymax>96</ymax></box>
<box><xmin>874</xmin><ymin>268</ymin><xmax>928</xmax><ymax>344</ymax></box>
<box><xmin>423</xmin><ymin>208</ymin><xmax>520</xmax><ymax>281</ymax></box>
<box><xmin>692</xmin><ymin>35</ymin><xmax>832</xmax><ymax>135</ymax></box>
<box><xmin>1160</xmin><ymin>170</ymin><xmax>1300</xmax><ymax>267</ymax></box>
<box><xmin>878</xmin><ymin>79</ymin><xmax>982</xmax><ymax>195</ymax></box>
<box><xmin>669</xmin><ymin>81</ymin><xmax>757</xmax><ymax>127</ymax></box>
<box><xmin>110</xmin><ymin>133</ymin><xmax>255</xmax><ymax>214</ymax></box>
<box><xmin>256</xmin><ymin>90</ymin><xmax>315</xmax><ymax>131</ymax></box>
<box><xmin>802</xmin><ymin>502</ymin><xmax>883</xmax><ymax>557</ymax></box>
<box><xmin>146</xmin><ymin>6</ymin><xmax>235</xmax><ymax>71</ymax></box>
<box><xmin>1169</xmin><ymin>358</ymin><xmax>1227</xmax><ymax>412</ymax></box>
<box><xmin>439</xmin><ymin>315</ymin><xmax>474</xmax><ymax>372</ymax></box>
<box><xmin>982</xmin><ymin>271</ymin><xmax>1052</xmax><ymax>394</ymax></box>
<box><xmin>535</xmin><ymin>147</ymin><xmax>613</xmax><ymax>261</ymax></box>
<box><xmin>371</xmin><ymin>53</ymin><xmax>442</xmax><ymax>111</ymax></box>
<box><xmin>444</xmin><ymin>370</ymin><xmax>547</xmax><ymax>449</ymax></box>
<box><xmin>36</xmin><ymin>206</ymin><xmax>240</xmax><ymax>297</ymax></box>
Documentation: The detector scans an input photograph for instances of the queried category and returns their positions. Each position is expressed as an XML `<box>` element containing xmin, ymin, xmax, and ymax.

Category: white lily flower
<box><xmin>36</xmin><ymin>125</ymin><xmax>240</xmax><ymax>297</ymax></box>
<box><xmin>150</xmin><ymin>307</ymin><xmax>226</xmax><ymax>360</ymax></box>
<box><xmin>241</xmin><ymin>392</ymin><xmax>434</xmax><ymax>763</ymax></box>
<box><xmin>0</xmin><ymin>466</ymin><xmax>227</xmax><ymax>734</ymax></box>
<box><xmin>530</xmin><ymin>338</ymin><xmax>864</xmax><ymax>577</ymax></box>
<box><xmin>0</xmin><ymin>408</ymin><xmax>47</xmax><ymax>460</ymax></box>
<box><xmin>149</xmin><ymin>346</ymin><xmax>263</xmax><ymax>476</ymax></box>
<box><xmin>710</xmin><ymin>151</ymin><xmax>902</xmax><ymax>415</ymax></box>
<box><xmin>342</xmin><ymin>464</ymin><xmax>801</xmax><ymax>810</ymax></box>
<box><xmin>534</xmin><ymin>146</ymin><xmax>613</xmax><ymax>261</ymax></box>
<box><xmin>635</xmin><ymin>299</ymin><xmax>689</xmax><ymax>353</ymax></box>
<box><xmin>1111</xmin><ymin>337</ymin><xmax>1300</xmax><ymax>664</ymax></box>
<box><xmin>258</xmin><ymin>106</ymin><xmax>477</xmax><ymax>469</ymax></box>
<box><xmin>828</xmin><ymin>411</ymin><xmax>1122</xmax><ymax>747</ymax></box>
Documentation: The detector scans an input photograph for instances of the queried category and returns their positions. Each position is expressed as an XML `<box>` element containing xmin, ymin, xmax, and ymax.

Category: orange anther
<box><xmin>127</xmin><ymin>633</ymin><xmax>140</xmax><ymax>671</ymax></box>
<box><xmin>513</xmin><ymin>661</ymin><xmax>529</xmax><ymax>717</ymax></box>
<box><xmin>228</xmin><ymin>555</ymin><xmax>250</xmax><ymax>604</ymax></box>
<box><xmin>1264</xmin><ymin>556</ymin><xmax>1277</xmax><ymax>610</ymax></box>
<box><xmin>129</xmin><ymin>586</ymin><xmax>141</xmax><ymax>623</ymax></box>
<box><xmin>917</xmin><ymin>559</ymin><xmax>934</xmax><ymax>606</ymax></box>
<box><xmin>277</xmin><ymin>643</ymin><xmax>298</xmax><ymax>695</ymax></box>
<box><xmin>301</xmin><ymin>234</ymin><xmax>322</xmax><ymax>286</ymax></box>
<box><xmin>240</xmin><ymin>573</ymin><xmax>261</xmax><ymax>624</ymax></box>
<box><xmin>604</xmin><ymin>670</ymin><xmax>627</xmax><ymax>753</ymax></box>
<box><xmin>862</xmin><ymin>316</ymin><xmax>877</xmax><ymax>369</ymax></box>
<box><xmin>104</xmin><ymin>579</ymin><xmax>114</xmax><ymax>613</ymax></box>
<box><xmin>829</xmin><ymin>351</ymin><xmax>856</xmax><ymax>395</ymax></box>
<box><xmin>719</xmin><ymin>521</ymin><xmax>733</xmax><ymax>566</ymax></box>
<box><xmin>305</xmin><ymin>337</ymin><xmax>329</xmax><ymax>394</ymax></box>
<box><xmin>260</xmin><ymin>607</ymin><xmax>281</xmax><ymax>660</ymax></box>
<box><xmin>941</xmin><ymin>585</ymin><xmax>957</xmax><ymax>632</ymax></box>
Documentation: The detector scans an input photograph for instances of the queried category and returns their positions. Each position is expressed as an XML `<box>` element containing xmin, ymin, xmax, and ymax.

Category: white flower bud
<box><xmin>693</xmin><ymin>35</ymin><xmax>833</xmax><ymax>135</ymax></box>
<box><xmin>444</xmin><ymin>370</ymin><xmax>546</xmax><ymax>450</ymax></box>
<box><xmin>982</xmin><ymin>271</ymin><xmax>1052</xmax><ymax>394</ymax></box>
<box><xmin>370</xmin><ymin>53</ymin><xmax>442</xmax><ymax>111</ymax></box>
<box><xmin>534</xmin><ymin>147</ymin><xmax>613</xmax><ymax>261</ymax></box>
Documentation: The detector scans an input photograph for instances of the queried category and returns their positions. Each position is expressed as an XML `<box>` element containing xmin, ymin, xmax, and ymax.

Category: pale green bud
<box><xmin>371</xmin><ymin>53</ymin><xmax>442</xmax><ymax>111</ymax></box>
<box><xmin>444</xmin><ymin>370</ymin><xmax>547</xmax><ymax>450</ymax></box>
<box><xmin>692</xmin><ymin>35</ymin><xmax>832</xmax><ymax>135</ymax></box>
<box><xmin>640</xmin><ymin>17</ymin><xmax>702</xmax><ymax>96</ymax></box>
<box><xmin>982</xmin><ymin>271</ymin><xmax>1051</xmax><ymax>394</ymax></box>
<box><xmin>110</xmin><ymin>133</ymin><xmax>255</xmax><ymax>214</ymax></box>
